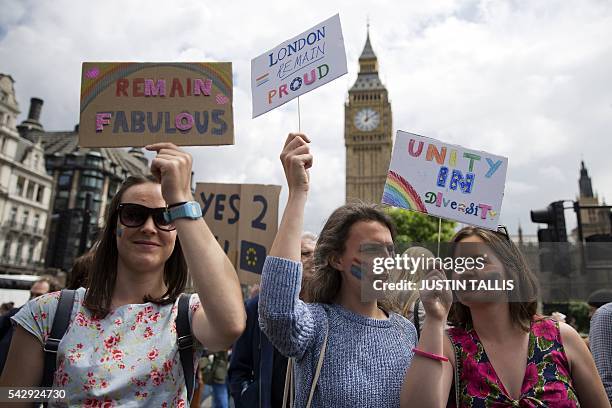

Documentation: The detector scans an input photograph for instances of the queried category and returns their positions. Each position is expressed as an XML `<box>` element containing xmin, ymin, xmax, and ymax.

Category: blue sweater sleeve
<box><xmin>258</xmin><ymin>256</ymin><xmax>316</xmax><ymax>360</ymax></box>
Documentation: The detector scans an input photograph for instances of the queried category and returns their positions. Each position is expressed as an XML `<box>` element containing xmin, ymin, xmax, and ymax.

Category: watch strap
<box><xmin>164</xmin><ymin>201</ymin><xmax>202</xmax><ymax>222</ymax></box>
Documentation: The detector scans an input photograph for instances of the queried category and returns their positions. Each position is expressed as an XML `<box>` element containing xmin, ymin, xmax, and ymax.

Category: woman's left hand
<box><xmin>146</xmin><ymin>142</ymin><xmax>193</xmax><ymax>205</ymax></box>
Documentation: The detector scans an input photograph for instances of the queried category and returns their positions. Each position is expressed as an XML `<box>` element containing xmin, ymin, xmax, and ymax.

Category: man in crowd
<box><xmin>590</xmin><ymin>301</ymin><xmax>612</xmax><ymax>403</ymax></box>
<box><xmin>228</xmin><ymin>233</ymin><xmax>316</xmax><ymax>408</ymax></box>
<box><xmin>587</xmin><ymin>289</ymin><xmax>612</xmax><ymax>318</ymax></box>
<box><xmin>0</xmin><ymin>275</ymin><xmax>60</xmax><ymax>374</ymax></box>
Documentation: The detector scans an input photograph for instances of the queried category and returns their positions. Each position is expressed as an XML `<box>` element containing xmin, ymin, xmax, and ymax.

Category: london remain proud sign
<box><xmin>251</xmin><ymin>14</ymin><xmax>348</xmax><ymax>118</ymax></box>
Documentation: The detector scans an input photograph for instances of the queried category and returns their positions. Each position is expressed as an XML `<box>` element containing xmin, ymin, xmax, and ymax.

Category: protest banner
<box><xmin>79</xmin><ymin>62</ymin><xmax>234</xmax><ymax>147</ymax></box>
<box><xmin>251</xmin><ymin>14</ymin><xmax>347</xmax><ymax>118</ymax></box>
<box><xmin>382</xmin><ymin>131</ymin><xmax>508</xmax><ymax>230</ymax></box>
<box><xmin>195</xmin><ymin>182</ymin><xmax>281</xmax><ymax>284</ymax></box>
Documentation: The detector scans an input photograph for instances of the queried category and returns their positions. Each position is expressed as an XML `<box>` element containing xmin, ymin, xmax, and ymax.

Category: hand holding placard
<box><xmin>419</xmin><ymin>269</ymin><xmax>453</xmax><ymax>322</ymax></box>
<box><xmin>280</xmin><ymin>133</ymin><xmax>312</xmax><ymax>195</ymax></box>
<box><xmin>146</xmin><ymin>142</ymin><xmax>194</xmax><ymax>205</ymax></box>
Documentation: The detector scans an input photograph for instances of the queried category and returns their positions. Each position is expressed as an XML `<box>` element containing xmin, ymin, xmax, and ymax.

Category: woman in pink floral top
<box><xmin>0</xmin><ymin>143</ymin><xmax>246</xmax><ymax>406</ymax></box>
<box><xmin>401</xmin><ymin>227</ymin><xmax>609</xmax><ymax>407</ymax></box>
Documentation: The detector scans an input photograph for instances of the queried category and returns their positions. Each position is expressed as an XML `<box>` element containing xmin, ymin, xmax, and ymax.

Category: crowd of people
<box><xmin>0</xmin><ymin>135</ymin><xmax>610</xmax><ymax>407</ymax></box>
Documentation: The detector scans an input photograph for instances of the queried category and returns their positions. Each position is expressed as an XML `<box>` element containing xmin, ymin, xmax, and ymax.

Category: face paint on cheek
<box><xmin>350</xmin><ymin>264</ymin><xmax>363</xmax><ymax>280</ymax></box>
<box><xmin>116</xmin><ymin>226</ymin><xmax>123</xmax><ymax>237</ymax></box>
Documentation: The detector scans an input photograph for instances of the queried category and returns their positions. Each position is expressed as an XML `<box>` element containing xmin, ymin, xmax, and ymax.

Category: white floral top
<box><xmin>12</xmin><ymin>287</ymin><xmax>204</xmax><ymax>407</ymax></box>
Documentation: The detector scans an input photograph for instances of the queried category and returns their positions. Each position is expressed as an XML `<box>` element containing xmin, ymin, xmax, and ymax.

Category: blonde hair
<box><xmin>397</xmin><ymin>246</ymin><xmax>435</xmax><ymax>318</ymax></box>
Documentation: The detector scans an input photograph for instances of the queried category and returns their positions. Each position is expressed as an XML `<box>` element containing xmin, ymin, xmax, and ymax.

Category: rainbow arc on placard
<box><xmin>382</xmin><ymin>171</ymin><xmax>428</xmax><ymax>213</ymax></box>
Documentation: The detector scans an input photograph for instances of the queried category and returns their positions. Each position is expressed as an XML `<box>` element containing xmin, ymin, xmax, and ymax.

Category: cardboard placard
<box><xmin>251</xmin><ymin>14</ymin><xmax>347</xmax><ymax>118</ymax></box>
<box><xmin>196</xmin><ymin>182</ymin><xmax>281</xmax><ymax>284</ymax></box>
<box><xmin>79</xmin><ymin>62</ymin><xmax>234</xmax><ymax>147</ymax></box>
<box><xmin>382</xmin><ymin>131</ymin><xmax>508</xmax><ymax>230</ymax></box>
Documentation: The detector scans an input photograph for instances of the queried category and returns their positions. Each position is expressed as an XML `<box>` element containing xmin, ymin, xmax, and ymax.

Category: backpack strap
<box><xmin>42</xmin><ymin>289</ymin><xmax>76</xmax><ymax>387</ymax></box>
<box><xmin>177</xmin><ymin>293</ymin><xmax>194</xmax><ymax>403</ymax></box>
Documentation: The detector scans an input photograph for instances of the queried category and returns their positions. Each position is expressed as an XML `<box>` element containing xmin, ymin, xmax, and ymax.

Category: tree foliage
<box><xmin>385</xmin><ymin>208</ymin><xmax>456</xmax><ymax>244</ymax></box>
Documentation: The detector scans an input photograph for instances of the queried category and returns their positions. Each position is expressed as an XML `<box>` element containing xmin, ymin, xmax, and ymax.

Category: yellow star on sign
<box><xmin>246</xmin><ymin>247</ymin><xmax>258</xmax><ymax>267</ymax></box>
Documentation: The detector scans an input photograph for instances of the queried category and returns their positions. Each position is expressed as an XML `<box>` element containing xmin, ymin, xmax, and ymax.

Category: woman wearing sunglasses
<box><xmin>1</xmin><ymin>143</ymin><xmax>246</xmax><ymax>406</ymax></box>
<box><xmin>400</xmin><ymin>226</ymin><xmax>609</xmax><ymax>407</ymax></box>
<box><xmin>258</xmin><ymin>133</ymin><xmax>417</xmax><ymax>407</ymax></box>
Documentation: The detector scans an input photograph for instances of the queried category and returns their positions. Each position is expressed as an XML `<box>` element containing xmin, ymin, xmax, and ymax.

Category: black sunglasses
<box><xmin>117</xmin><ymin>203</ymin><xmax>175</xmax><ymax>231</ymax></box>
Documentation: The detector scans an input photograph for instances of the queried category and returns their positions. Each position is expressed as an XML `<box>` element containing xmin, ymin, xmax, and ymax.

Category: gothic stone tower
<box><xmin>345</xmin><ymin>29</ymin><xmax>392</xmax><ymax>203</ymax></box>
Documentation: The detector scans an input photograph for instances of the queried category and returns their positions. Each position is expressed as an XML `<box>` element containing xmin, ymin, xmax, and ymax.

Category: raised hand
<box><xmin>279</xmin><ymin>133</ymin><xmax>312</xmax><ymax>195</ymax></box>
<box><xmin>145</xmin><ymin>142</ymin><xmax>194</xmax><ymax>205</ymax></box>
<box><xmin>419</xmin><ymin>269</ymin><xmax>453</xmax><ymax>322</ymax></box>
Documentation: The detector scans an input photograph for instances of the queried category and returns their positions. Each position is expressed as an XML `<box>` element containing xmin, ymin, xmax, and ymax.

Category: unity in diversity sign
<box><xmin>79</xmin><ymin>62</ymin><xmax>234</xmax><ymax>147</ymax></box>
<box><xmin>251</xmin><ymin>14</ymin><xmax>348</xmax><ymax>118</ymax></box>
<box><xmin>383</xmin><ymin>131</ymin><xmax>508</xmax><ymax>230</ymax></box>
<box><xmin>195</xmin><ymin>182</ymin><xmax>281</xmax><ymax>284</ymax></box>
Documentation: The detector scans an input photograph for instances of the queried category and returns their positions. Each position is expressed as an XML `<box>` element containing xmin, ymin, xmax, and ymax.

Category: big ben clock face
<box><xmin>354</xmin><ymin>108</ymin><xmax>380</xmax><ymax>132</ymax></box>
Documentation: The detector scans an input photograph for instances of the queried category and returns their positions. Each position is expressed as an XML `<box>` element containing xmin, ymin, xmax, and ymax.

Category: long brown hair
<box><xmin>448</xmin><ymin>226</ymin><xmax>539</xmax><ymax>331</ymax></box>
<box><xmin>67</xmin><ymin>250</ymin><xmax>94</xmax><ymax>290</ymax></box>
<box><xmin>83</xmin><ymin>175</ymin><xmax>188</xmax><ymax>318</ymax></box>
<box><xmin>307</xmin><ymin>202</ymin><xmax>398</xmax><ymax>312</ymax></box>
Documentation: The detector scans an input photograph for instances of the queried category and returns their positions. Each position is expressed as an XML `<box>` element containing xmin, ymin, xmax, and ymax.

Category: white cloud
<box><xmin>538</xmin><ymin>165</ymin><xmax>565</xmax><ymax>182</ymax></box>
<box><xmin>1</xmin><ymin>0</ymin><xmax>611</xmax><ymax>236</ymax></box>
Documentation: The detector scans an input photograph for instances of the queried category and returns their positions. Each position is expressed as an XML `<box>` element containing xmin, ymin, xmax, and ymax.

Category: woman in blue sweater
<box><xmin>258</xmin><ymin>133</ymin><xmax>417</xmax><ymax>408</ymax></box>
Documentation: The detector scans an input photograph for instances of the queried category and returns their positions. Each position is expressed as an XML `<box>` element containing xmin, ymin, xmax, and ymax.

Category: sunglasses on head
<box><xmin>117</xmin><ymin>203</ymin><xmax>175</xmax><ymax>231</ymax></box>
<box><xmin>496</xmin><ymin>225</ymin><xmax>510</xmax><ymax>241</ymax></box>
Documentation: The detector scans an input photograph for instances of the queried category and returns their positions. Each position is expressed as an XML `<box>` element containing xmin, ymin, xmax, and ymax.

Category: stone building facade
<box><xmin>0</xmin><ymin>74</ymin><xmax>53</xmax><ymax>274</ymax></box>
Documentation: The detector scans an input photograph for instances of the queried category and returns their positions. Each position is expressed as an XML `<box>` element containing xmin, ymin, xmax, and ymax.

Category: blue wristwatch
<box><xmin>164</xmin><ymin>201</ymin><xmax>202</xmax><ymax>222</ymax></box>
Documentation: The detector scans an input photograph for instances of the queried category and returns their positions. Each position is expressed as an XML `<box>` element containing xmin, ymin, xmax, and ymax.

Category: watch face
<box><xmin>354</xmin><ymin>108</ymin><xmax>380</xmax><ymax>132</ymax></box>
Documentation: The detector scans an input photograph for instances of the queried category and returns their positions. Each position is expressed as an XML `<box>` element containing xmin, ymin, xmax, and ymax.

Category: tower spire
<box><xmin>579</xmin><ymin>160</ymin><xmax>594</xmax><ymax>198</ymax></box>
<box><xmin>359</xmin><ymin>24</ymin><xmax>376</xmax><ymax>61</ymax></box>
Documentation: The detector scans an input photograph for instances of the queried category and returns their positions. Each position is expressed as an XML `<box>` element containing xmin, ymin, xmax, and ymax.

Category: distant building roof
<box><xmin>359</xmin><ymin>32</ymin><xmax>376</xmax><ymax>60</ymax></box>
<box><xmin>24</xmin><ymin>129</ymin><xmax>148</xmax><ymax>176</ymax></box>
<box><xmin>350</xmin><ymin>73</ymin><xmax>386</xmax><ymax>91</ymax></box>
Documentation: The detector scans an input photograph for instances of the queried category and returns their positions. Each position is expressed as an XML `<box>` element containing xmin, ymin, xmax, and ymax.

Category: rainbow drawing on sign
<box><xmin>383</xmin><ymin>171</ymin><xmax>428</xmax><ymax>213</ymax></box>
<box><xmin>256</xmin><ymin>73</ymin><xmax>269</xmax><ymax>87</ymax></box>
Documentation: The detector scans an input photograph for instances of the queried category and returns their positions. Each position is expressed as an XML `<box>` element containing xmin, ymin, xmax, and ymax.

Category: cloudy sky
<box><xmin>1</xmin><ymin>0</ymin><xmax>611</xmax><ymax>237</ymax></box>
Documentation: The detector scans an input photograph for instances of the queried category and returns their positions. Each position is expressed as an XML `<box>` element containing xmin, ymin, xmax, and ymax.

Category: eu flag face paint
<box><xmin>350</xmin><ymin>264</ymin><xmax>363</xmax><ymax>280</ymax></box>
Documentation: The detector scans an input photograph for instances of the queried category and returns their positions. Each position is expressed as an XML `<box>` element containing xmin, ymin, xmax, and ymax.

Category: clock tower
<box><xmin>345</xmin><ymin>28</ymin><xmax>392</xmax><ymax>203</ymax></box>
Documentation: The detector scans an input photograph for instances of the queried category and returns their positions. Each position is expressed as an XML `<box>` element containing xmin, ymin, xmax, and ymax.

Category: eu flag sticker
<box><xmin>239</xmin><ymin>240</ymin><xmax>267</xmax><ymax>274</ymax></box>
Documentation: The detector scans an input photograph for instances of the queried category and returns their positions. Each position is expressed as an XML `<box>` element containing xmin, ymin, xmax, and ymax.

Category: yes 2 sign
<box><xmin>195</xmin><ymin>182</ymin><xmax>281</xmax><ymax>284</ymax></box>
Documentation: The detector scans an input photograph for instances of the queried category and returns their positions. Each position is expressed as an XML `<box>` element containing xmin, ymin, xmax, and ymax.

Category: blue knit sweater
<box><xmin>258</xmin><ymin>256</ymin><xmax>417</xmax><ymax>408</ymax></box>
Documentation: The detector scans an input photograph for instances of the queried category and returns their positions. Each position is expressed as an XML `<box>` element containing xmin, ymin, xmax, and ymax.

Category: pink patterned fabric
<box><xmin>12</xmin><ymin>288</ymin><xmax>203</xmax><ymax>407</ymax></box>
<box><xmin>447</xmin><ymin>318</ymin><xmax>579</xmax><ymax>407</ymax></box>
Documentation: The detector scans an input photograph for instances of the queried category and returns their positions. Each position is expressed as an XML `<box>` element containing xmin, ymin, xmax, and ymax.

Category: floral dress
<box><xmin>12</xmin><ymin>288</ymin><xmax>204</xmax><ymax>407</ymax></box>
<box><xmin>447</xmin><ymin>318</ymin><xmax>580</xmax><ymax>407</ymax></box>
